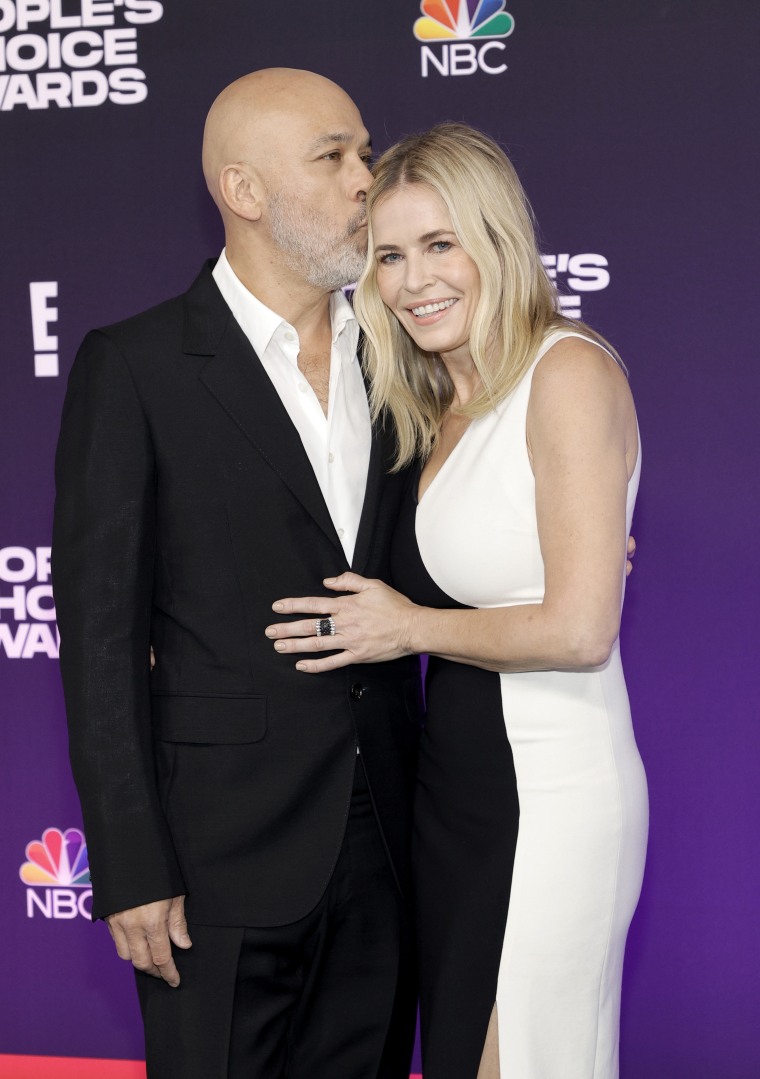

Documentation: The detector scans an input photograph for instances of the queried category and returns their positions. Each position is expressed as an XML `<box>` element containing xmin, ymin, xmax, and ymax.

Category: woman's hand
<box><xmin>265</xmin><ymin>572</ymin><xmax>420</xmax><ymax>673</ymax></box>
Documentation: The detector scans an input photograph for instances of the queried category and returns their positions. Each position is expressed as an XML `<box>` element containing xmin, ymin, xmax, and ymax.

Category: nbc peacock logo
<box><xmin>20</xmin><ymin>827</ymin><xmax>93</xmax><ymax>920</ymax></box>
<box><xmin>414</xmin><ymin>0</ymin><xmax>514</xmax><ymax>41</ymax></box>
<box><xmin>413</xmin><ymin>1</ymin><xmax>515</xmax><ymax>77</ymax></box>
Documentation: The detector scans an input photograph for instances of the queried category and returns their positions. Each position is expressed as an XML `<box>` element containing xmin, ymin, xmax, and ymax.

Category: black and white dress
<box><xmin>391</xmin><ymin>330</ymin><xmax>649</xmax><ymax>1078</ymax></box>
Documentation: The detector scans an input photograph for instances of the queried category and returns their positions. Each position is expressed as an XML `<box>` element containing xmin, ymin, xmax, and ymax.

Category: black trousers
<box><xmin>136</xmin><ymin>759</ymin><xmax>416</xmax><ymax>1078</ymax></box>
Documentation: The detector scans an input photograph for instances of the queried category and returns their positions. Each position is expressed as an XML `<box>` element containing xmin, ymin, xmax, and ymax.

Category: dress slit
<box><xmin>476</xmin><ymin>1004</ymin><xmax>501</xmax><ymax>1079</ymax></box>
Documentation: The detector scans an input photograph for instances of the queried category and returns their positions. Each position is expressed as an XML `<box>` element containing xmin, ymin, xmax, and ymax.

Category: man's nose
<box><xmin>351</xmin><ymin>158</ymin><xmax>374</xmax><ymax>202</ymax></box>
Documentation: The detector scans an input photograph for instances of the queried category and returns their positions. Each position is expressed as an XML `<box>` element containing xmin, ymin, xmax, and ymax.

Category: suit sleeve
<box><xmin>52</xmin><ymin>329</ymin><xmax>185</xmax><ymax>920</ymax></box>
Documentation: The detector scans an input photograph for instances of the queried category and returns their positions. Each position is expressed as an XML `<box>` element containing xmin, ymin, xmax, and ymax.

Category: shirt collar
<box><xmin>212</xmin><ymin>249</ymin><xmax>284</xmax><ymax>360</ymax></box>
<box><xmin>213</xmin><ymin>249</ymin><xmax>359</xmax><ymax>360</ymax></box>
<box><xmin>329</xmin><ymin>288</ymin><xmax>358</xmax><ymax>347</ymax></box>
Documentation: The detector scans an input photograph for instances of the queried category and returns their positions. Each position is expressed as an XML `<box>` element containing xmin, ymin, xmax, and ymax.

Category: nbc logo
<box><xmin>413</xmin><ymin>0</ymin><xmax>515</xmax><ymax>78</ymax></box>
<box><xmin>20</xmin><ymin>827</ymin><xmax>93</xmax><ymax>920</ymax></box>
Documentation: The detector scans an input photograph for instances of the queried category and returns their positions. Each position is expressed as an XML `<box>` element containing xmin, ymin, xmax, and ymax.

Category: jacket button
<box><xmin>350</xmin><ymin>683</ymin><xmax>365</xmax><ymax>701</ymax></box>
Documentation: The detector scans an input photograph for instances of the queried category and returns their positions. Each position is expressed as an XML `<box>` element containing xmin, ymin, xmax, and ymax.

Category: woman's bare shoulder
<box><xmin>526</xmin><ymin>333</ymin><xmax>638</xmax><ymax>472</ymax></box>
<box><xmin>530</xmin><ymin>333</ymin><xmax>633</xmax><ymax>414</ymax></box>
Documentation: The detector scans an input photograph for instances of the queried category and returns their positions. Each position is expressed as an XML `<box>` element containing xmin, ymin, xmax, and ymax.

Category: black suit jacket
<box><xmin>52</xmin><ymin>261</ymin><xmax>422</xmax><ymax>925</ymax></box>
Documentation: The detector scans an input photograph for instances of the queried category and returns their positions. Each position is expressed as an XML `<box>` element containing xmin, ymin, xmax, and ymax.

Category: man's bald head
<box><xmin>200</xmin><ymin>68</ymin><xmax>373</xmax><ymax>293</ymax></box>
<box><xmin>202</xmin><ymin>68</ymin><xmax>361</xmax><ymax>209</ymax></box>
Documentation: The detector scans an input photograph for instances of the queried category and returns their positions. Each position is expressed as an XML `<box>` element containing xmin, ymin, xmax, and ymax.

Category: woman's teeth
<box><xmin>411</xmin><ymin>299</ymin><xmax>457</xmax><ymax>317</ymax></box>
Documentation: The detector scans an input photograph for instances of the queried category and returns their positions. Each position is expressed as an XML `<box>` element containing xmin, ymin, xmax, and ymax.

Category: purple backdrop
<box><xmin>2</xmin><ymin>2</ymin><xmax>759</xmax><ymax>1076</ymax></box>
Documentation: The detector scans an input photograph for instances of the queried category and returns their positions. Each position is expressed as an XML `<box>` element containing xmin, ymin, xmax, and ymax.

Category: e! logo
<box><xmin>29</xmin><ymin>281</ymin><xmax>59</xmax><ymax>377</ymax></box>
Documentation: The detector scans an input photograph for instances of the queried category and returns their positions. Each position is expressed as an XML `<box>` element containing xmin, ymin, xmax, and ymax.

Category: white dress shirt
<box><xmin>212</xmin><ymin>250</ymin><xmax>371</xmax><ymax>564</ymax></box>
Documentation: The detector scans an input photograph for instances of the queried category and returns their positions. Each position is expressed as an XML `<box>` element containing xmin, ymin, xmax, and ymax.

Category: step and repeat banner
<box><xmin>1</xmin><ymin>2</ymin><xmax>758</xmax><ymax>1076</ymax></box>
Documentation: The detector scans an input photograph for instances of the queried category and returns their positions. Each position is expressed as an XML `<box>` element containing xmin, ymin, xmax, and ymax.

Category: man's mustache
<box><xmin>346</xmin><ymin>210</ymin><xmax>367</xmax><ymax>237</ymax></box>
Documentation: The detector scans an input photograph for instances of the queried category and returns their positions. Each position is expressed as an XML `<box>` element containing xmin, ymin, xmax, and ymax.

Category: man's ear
<box><xmin>218</xmin><ymin>163</ymin><xmax>264</xmax><ymax>222</ymax></box>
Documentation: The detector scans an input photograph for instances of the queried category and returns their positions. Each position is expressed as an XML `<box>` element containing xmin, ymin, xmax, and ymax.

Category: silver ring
<box><xmin>315</xmin><ymin>617</ymin><xmax>336</xmax><ymax>637</ymax></box>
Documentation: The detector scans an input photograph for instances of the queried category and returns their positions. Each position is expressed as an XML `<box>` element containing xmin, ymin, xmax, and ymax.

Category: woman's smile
<box><xmin>372</xmin><ymin>184</ymin><xmax>480</xmax><ymax>367</ymax></box>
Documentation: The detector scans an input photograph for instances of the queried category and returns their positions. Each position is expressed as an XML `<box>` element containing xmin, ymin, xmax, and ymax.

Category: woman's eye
<box><xmin>378</xmin><ymin>252</ymin><xmax>402</xmax><ymax>265</ymax></box>
<box><xmin>432</xmin><ymin>241</ymin><xmax>452</xmax><ymax>252</ymax></box>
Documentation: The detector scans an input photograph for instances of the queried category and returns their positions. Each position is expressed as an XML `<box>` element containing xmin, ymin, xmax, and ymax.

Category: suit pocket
<box><xmin>151</xmin><ymin>694</ymin><xmax>267</xmax><ymax>744</ymax></box>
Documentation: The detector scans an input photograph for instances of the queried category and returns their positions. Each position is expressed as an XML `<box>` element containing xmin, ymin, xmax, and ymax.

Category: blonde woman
<box><xmin>266</xmin><ymin>124</ymin><xmax>648</xmax><ymax>1079</ymax></box>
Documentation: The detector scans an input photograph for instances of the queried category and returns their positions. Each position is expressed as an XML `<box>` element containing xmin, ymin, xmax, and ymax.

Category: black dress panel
<box><xmin>390</xmin><ymin>477</ymin><xmax>520</xmax><ymax>1079</ymax></box>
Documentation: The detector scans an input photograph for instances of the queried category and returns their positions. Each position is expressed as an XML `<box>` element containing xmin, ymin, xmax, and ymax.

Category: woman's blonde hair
<box><xmin>354</xmin><ymin>122</ymin><xmax>620</xmax><ymax>469</ymax></box>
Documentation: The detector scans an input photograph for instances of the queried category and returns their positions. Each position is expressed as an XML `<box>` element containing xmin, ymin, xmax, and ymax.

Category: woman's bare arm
<box><xmin>267</xmin><ymin>339</ymin><xmax>638</xmax><ymax>674</ymax></box>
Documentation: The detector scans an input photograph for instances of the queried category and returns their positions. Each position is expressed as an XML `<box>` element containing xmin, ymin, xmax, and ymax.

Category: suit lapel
<box><xmin>184</xmin><ymin>262</ymin><xmax>346</xmax><ymax>562</ymax></box>
<box><xmin>351</xmin><ymin>338</ymin><xmax>395</xmax><ymax>578</ymax></box>
<box><xmin>351</xmin><ymin>437</ymin><xmax>380</xmax><ymax>575</ymax></box>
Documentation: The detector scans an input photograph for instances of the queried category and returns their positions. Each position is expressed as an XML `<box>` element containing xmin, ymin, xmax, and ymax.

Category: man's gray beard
<box><xmin>268</xmin><ymin>192</ymin><xmax>367</xmax><ymax>291</ymax></box>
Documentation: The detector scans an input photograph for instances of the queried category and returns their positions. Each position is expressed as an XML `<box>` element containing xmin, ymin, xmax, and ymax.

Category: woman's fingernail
<box><xmin>323</xmin><ymin>578</ymin><xmax>335</xmax><ymax>585</ymax></box>
<box><xmin>274</xmin><ymin>641</ymin><xmax>285</xmax><ymax>652</ymax></box>
<box><xmin>296</xmin><ymin>662</ymin><xmax>308</xmax><ymax>672</ymax></box>
<box><xmin>264</xmin><ymin>628</ymin><xmax>276</xmax><ymax>638</ymax></box>
<box><xmin>273</xmin><ymin>601</ymin><xmax>284</xmax><ymax>612</ymax></box>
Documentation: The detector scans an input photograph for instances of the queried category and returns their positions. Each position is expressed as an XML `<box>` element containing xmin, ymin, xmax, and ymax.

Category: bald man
<box><xmin>53</xmin><ymin>70</ymin><xmax>421</xmax><ymax>1078</ymax></box>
